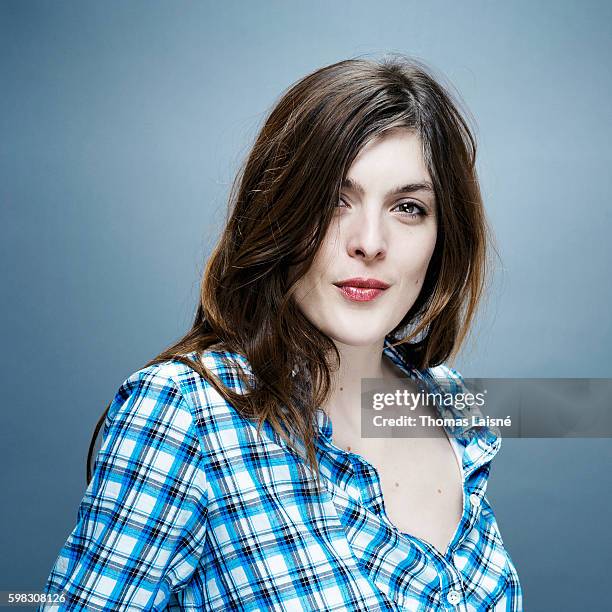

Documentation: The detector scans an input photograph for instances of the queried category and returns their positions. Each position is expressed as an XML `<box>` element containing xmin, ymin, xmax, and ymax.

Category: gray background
<box><xmin>1</xmin><ymin>1</ymin><xmax>611</xmax><ymax>610</ymax></box>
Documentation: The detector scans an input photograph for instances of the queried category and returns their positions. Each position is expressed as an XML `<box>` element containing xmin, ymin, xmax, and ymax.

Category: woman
<box><xmin>39</xmin><ymin>55</ymin><xmax>523</xmax><ymax>611</ymax></box>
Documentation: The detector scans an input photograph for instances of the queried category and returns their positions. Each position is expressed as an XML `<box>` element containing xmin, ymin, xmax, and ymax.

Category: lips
<box><xmin>333</xmin><ymin>278</ymin><xmax>390</xmax><ymax>302</ymax></box>
<box><xmin>333</xmin><ymin>277</ymin><xmax>390</xmax><ymax>290</ymax></box>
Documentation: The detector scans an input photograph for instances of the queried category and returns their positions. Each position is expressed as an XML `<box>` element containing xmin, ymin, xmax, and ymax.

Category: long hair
<box><xmin>87</xmin><ymin>54</ymin><xmax>494</xmax><ymax>490</ymax></box>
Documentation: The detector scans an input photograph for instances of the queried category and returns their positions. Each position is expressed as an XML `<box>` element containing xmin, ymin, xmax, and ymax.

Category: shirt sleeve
<box><xmin>38</xmin><ymin>367</ymin><xmax>209</xmax><ymax>611</ymax></box>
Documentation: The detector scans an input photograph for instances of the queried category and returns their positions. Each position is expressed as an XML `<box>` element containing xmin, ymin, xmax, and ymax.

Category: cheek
<box><xmin>301</xmin><ymin>240</ymin><xmax>337</xmax><ymax>286</ymax></box>
<box><xmin>288</xmin><ymin>234</ymin><xmax>335</xmax><ymax>293</ymax></box>
<box><xmin>402</xmin><ymin>264</ymin><xmax>428</xmax><ymax>289</ymax></box>
<box><xmin>292</xmin><ymin>259</ymin><xmax>329</xmax><ymax>304</ymax></box>
<box><xmin>292</xmin><ymin>274</ymin><xmax>313</xmax><ymax>305</ymax></box>
<box><xmin>399</xmin><ymin>231</ymin><xmax>437</xmax><ymax>284</ymax></box>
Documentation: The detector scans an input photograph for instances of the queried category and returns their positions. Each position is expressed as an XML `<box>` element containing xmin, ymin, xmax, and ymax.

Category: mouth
<box><xmin>333</xmin><ymin>277</ymin><xmax>390</xmax><ymax>303</ymax></box>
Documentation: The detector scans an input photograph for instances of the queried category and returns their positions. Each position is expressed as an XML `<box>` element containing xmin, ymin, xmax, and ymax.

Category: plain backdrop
<box><xmin>1</xmin><ymin>1</ymin><xmax>611</xmax><ymax>610</ymax></box>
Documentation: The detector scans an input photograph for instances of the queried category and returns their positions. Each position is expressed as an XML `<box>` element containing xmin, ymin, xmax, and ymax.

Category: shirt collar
<box><xmin>314</xmin><ymin>336</ymin><xmax>502</xmax><ymax>473</ymax></box>
<box><xmin>199</xmin><ymin>340</ymin><xmax>501</xmax><ymax>473</ymax></box>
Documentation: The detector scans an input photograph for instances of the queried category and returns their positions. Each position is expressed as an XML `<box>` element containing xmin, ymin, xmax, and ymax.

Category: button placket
<box><xmin>432</xmin><ymin>553</ymin><xmax>467</xmax><ymax>611</ymax></box>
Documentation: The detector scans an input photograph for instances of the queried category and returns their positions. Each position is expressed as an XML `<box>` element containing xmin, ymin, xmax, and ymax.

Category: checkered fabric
<box><xmin>39</xmin><ymin>337</ymin><xmax>522</xmax><ymax>610</ymax></box>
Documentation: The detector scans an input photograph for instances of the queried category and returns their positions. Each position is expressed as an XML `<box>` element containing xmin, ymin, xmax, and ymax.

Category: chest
<box><xmin>333</xmin><ymin>430</ymin><xmax>465</xmax><ymax>555</ymax></box>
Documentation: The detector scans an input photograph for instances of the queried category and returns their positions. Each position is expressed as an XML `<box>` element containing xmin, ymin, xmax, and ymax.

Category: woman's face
<box><xmin>293</xmin><ymin>128</ymin><xmax>438</xmax><ymax>347</ymax></box>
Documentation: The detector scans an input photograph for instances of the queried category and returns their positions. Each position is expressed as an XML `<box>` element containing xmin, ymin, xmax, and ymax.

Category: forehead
<box><xmin>345</xmin><ymin>128</ymin><xmax>431</xmax><ymax>185</ymax></box>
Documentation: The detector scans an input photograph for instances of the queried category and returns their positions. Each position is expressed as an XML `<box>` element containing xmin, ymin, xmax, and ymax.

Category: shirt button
<box><xmin>446</xmin><ymin>589</ymin><xmax>461</xmax><ymax>605</ymax></box>
<box><xmin>469</xmin><ymin>493</ymin><xmax>481</xmax><ymax>508</ymax></box>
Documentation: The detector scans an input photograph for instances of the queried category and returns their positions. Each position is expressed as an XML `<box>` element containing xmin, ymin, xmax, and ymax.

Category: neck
<box><xmin>323</xmin><ymin>338</ymin><xmax>399</xmax><ymax>441</ymax></box>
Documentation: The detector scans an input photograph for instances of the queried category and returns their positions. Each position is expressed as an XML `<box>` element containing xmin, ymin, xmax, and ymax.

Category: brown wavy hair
<box><xmin>87</xmin><ymin>54</ymin><xmax>494</xmax><ymax>490</ymax></box>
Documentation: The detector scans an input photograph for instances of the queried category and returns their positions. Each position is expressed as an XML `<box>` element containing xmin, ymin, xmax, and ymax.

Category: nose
<box><xmin>345</xmin><ymin>212</ymin><xmax>387</xmax><ymax>261</ymax></box>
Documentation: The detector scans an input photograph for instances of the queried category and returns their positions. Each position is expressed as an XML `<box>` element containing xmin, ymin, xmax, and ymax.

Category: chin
<box><xmin>324</xmin><ymin>326</ymin><xmax>388</xmax><ymax>348</ymax></box>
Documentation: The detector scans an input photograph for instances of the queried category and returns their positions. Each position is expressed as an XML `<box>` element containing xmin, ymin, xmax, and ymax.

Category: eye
<box><xmin>336</xmin><ymin>197</ymin><xmax>429</xmax><ymax>219</ymax></box>
<box><xmin>337</xmin><ymin>197</ymin><xmax>350</xmax><ymax>208</ymax></box>
<box><xmin>392</xmin><ymin>201</ymin><xmax>427</xmax><ymax>219</ymax></box>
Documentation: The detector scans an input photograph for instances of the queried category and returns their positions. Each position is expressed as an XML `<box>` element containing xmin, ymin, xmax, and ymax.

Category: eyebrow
<box><xmin>341</xmin><ymin>176</ymin><xmax>435</xmax><ymax>198</ymax></box>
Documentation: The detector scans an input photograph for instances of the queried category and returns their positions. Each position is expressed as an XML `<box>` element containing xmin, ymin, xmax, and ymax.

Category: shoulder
<box><xmin>107</xmin><ymin>346</ymin><xmax>257</xmax><ymax>445</ymax></box>
<box><xmin>113</xmin><ymin>346</ymin><xmax>251</xmax><ymax>404</ymax></box>
<box><xmin>103</xmin><ymin>361</ymin><xmax>200</xmax><ymax>449</ymax></box>
<box><xmin>425</xmin><ymin>363</ymin><xmax>503</xmax><ymax>447</ymax></box>
<box><xmin>422</xmin><ymin>363</ymin><xmax>484</xmax><ymax>428</ymax></box>
<box><xmin>424</xmin><ymin>362</ymin><xmax>468</xmax><ymax>394</ymax></box>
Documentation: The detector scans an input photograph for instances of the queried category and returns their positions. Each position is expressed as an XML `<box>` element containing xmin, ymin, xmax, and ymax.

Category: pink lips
<box><xmin>333</xmin><ymin>277</ymin><xmax>390</xmax><ymax>303</ymax></box>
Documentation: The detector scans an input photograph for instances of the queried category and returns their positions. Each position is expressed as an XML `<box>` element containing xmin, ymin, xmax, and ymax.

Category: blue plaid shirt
<box><xmin>39</xmin><ymin>338</ymin><xmax>522</xmax><ymax>611</ymax></box>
